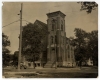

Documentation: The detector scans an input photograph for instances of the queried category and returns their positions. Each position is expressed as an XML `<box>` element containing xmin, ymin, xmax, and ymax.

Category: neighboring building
<box><xmin>87</xmin><ymin>58</ymin><xmax>93</xmax><ymax>66</ymax></box>
<box><xmin>82</xmin><ymin>58</ymin><xmax>93</xmax><ymax>66</ymax></box>
<box><xmin>22</xmin><ymin>11</ymin><xmax>76</xmax><ymax>68</ymax></box>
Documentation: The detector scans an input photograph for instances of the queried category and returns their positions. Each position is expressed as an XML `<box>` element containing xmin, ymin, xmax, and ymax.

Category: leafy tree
<box><xmin>2</xmin><ymin>33</ymin><xmax>10</xmax><ymax>67</ymax></box>
<box><xmin>73</xmin><ymin>28</ymin><xmax>98</xmax><ymax>66</ymax></box>
<box><xmin>73</xmin><ymin>28</ymin><xmax>90</xmax><ymax>62</ymax></box>
<box><xmin>8</xmin><ymin>54</ymin><xmax>14</xmax><ymax>66</ymax></box>
<box><xmin>12</xmin><ymin>51</ymin><xmax>19</xmax><ymax>66</ymax></box>
<box><xmin>78</xmin><ymin>2</ymin><xmax>98</xmax><ymax>13</ymax></box>
<box><xmin>22</xmin><ymin>23</ymin><xmax>47</xmax><ymax>65</ymax></box>
<box><xmin>87</xmin><ymin>30</ymin><xmax>98</xmax><ymax>66</ymax></box>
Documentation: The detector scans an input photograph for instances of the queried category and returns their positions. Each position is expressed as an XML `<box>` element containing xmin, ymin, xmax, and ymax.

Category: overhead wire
<box><xmin>2</xmin><ymin>19</ymin><xmax>20</xmax><ymax>28</ymax></box>
<box><xmin>2</xmin><ymin>8</ymin><xmax>95</xmax><ymax>28</ymax></box>
<box><xmin>22</xmin><ymin>19</ymin><xmax>33</xmax><ymax>24</ymax></box>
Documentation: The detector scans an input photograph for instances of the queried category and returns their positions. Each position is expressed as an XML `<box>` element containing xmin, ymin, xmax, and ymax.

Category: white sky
<box><xmin>2</xmin><ymin>2</ymin><xmax>98</xmax><ymax>54</ymax></box>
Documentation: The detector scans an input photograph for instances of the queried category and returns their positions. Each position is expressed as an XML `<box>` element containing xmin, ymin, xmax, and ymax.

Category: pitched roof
<box><xmin>34</xmin><ymin>20</ymin><xmax>47</xmax><ymax>29</ymax></box>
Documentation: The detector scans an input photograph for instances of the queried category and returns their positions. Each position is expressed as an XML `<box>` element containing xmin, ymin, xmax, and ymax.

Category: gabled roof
<box><xmin>34</xmin><ymin>20</ymin><xmax>47</xmax><ymax>29</ymax></box>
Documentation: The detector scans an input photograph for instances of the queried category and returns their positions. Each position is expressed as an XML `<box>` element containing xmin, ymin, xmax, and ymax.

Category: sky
<box><xmin>2</xmin><ymin>2</ymin><xmax>98</xmax><ymax>54</ymax></box>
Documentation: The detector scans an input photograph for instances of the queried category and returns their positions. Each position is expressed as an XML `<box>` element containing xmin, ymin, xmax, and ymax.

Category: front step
<box><xmin>44</xmin><ymin>61</ymin><xmax>56</xmax><ymax>68</ymax></box>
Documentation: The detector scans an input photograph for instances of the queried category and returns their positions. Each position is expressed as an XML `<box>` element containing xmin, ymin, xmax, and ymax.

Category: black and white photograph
<box><xmin>2</xmin><ymin>2</ymin><xmax>98</xmax><ymax>78</ymax></box>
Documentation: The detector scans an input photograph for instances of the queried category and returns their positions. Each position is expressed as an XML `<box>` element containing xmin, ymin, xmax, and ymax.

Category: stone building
<box><xmin>22</xmin><ymin>11</ymin><xmax>76</xmax><ymax>68</ymax></box>
<box><xmin>45</xmin><ymin>11</ymin><xmax>75</xmax><ymax>67</ymax></box>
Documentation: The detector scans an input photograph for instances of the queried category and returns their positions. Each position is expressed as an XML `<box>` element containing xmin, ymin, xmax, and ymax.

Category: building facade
<box><xmin>22</xmin><ymin>11</ymin><xmax>76</xmax><ymax>68</ymax></box>
<box><xmin>45</xmin><ymin>11</ymin><xmax>76</xmax><ymax>67</ymax></box>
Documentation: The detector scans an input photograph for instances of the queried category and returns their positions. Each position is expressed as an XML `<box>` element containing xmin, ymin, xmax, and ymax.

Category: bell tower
<box><xmin>46</xmin><ymin>11</ymin><xmax>66</xmax><ymax>67</ymax></box>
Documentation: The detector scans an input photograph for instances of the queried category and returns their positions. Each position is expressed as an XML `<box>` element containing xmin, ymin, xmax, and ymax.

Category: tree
<box><xmin>2</xmin><ymin>33</ymin><xmax>10</xmax><ymax>67</ymax></box>
<box><xmin>87</xmin><ymin>30</ymin><xmax>98</xmax><ymax>66</ymax></box>
<box><xmin>73</xmin><ymin>28</ymin><xmax>98</xmax><ymax>66</ymax></box>
<box><xmin>12</xmin><ymin>51</ymin><xmax>19</xmax><ymax>66</ymax></box>
<box><xmin>78</xmin><ymin>2</ymin><xmax>98</xmax><ymax>13</ymax></box>
<box><xmin>22</xmin><ymin>23</ymin><xmax>47</xmax><ymax>67</ymax></box>
<box><xmin>73</xmin><ymin>28</ymin><xmax>91</xmax><ymax>66</ymax></box>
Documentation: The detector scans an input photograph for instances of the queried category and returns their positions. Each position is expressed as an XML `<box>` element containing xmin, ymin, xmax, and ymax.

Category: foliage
<box><xmin>2</xmin><ymin>33</ymin><xmax>10</xmax><ymax>66</ymax></box>
<box><xmin>12</xmin><ymin>51</ymin><xmax>19</xmax><ymax>66</ymax></box>
<box><xmin>73</xmin><ymin>28</ymin><xmax>88</xmax><ymax>61</ymax></box>
<box><xmin>22</xmin><ymin>23</ymin><xmax>47</xmax><ymax>62</ymax></box>
<box><xmin>78</xmin><ymin>2</ymin><xmax>98</xmax><ymax>13</ymax></box>
<box><xmin>2</xmin><ymin>33</ymin><xmax>10</xmax><ymax>47</ymax></box>
<box><xmin>72</xmin><ymin>28</ymin><xmax>98</xmax><ymax>66</ymax></box>
<box><xmin>87</xmin><ymin>30</ymin><xmax>98</xmax><ymax>65</ymax></box>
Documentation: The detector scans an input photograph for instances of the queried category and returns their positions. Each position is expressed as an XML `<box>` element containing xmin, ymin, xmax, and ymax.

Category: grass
<box><xmin>4</xmin><ymin>72</ymin><xmax>98</xmax><ymax>78</ymax></box>
<box><xmin>3</xmin><ymin>66</ymin><xmax>98</xmax><ymax>78</ymax></box>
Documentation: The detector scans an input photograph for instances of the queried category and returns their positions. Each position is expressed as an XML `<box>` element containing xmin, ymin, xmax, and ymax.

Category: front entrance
<box><xmin>51</xmin><ymin>49</ymin><xmax>55</xmax><ymax>61</ymax></box>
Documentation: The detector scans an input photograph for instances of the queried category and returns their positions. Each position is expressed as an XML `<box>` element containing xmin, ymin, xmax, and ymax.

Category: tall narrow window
<box><xmin>71</xmin><ymin>47</ymin><xmax>73</xmax><ymax>58</ymax></box>
<box><xmin>55</xmin><ymin>35</ymin><xmax>57</xmax><ymax>44</ymax></box>
<box><xmin>68</xmin><ymin>45</ymin><xmax>70</xmax><ymax>58</ymax></box>
<box><xmin>51</xmin><ymin>36</ymin><xmax>54</xmax><ymax>44</ymax></box>
<box><xmin>52</xmin><ymin>24</ymin><xmax>54</xmax><ymax>31</ymax></box>
<box><xmin>62</xmin><ymin>36</ymin><xmax>63</xmax><ymax>44</ymax></box>
<box><xmin>63</xmin><ymin>37</ymin><xmax>64</xmax><ymax>44</ymax></box>
<box><xmin>61</xmin><ymin>20</ymin><xmax>63</xmax><ymax>31</ymax></box>
<box><xmin>52</xmin><ymin>19</ymin><xmax>56</xmax><ymax>31</ymax></box>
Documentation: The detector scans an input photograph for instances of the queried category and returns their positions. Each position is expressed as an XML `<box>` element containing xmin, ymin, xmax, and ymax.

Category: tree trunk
<box><xmin>33</xmin><ymin>56</ymin><xmax>35</xmax><ymax>69</ymax></box>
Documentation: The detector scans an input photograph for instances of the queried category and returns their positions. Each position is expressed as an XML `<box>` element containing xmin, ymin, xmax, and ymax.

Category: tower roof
<box><xmin>46</xmin><ymin>11</ymin><xmax>66</xmax><ymax>17</ymax></box>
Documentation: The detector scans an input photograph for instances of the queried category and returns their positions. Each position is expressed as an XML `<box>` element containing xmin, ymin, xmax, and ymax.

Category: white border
<box><xmin>0</xmin><ymin>0</ymin><xmax>99</xmax><ymax>80</ymax></box>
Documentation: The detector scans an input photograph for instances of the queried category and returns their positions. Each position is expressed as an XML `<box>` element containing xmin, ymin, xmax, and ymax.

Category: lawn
<box><xmin>3</xmin><ymin>66</ymin><xmax>98</xmax><ymax>78</ymax></box>
<box><xmin>3</xmin><ymin>72</ymin><xmax>98</xmax><ymax>78</ymax></box>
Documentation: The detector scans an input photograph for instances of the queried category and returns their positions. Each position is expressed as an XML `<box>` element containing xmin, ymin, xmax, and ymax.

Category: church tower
<box><xmin>46</xmin><ymin>11</ymin><xmax>66</xmax><ymax>67</ymax></box>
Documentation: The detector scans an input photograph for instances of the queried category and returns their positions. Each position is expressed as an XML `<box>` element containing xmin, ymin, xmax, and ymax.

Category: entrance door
<box><xmin>51</xmin><ymin>49</ymin><xmax>55</xmax><ymax>61</ymax></box>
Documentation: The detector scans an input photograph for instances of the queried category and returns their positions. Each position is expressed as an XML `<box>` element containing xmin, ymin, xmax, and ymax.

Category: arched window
<box><xmin>63</xmin><ymin>37</ymin><xmax>64</xmax><ymax>44</ymax></box>
<box><xmin>52</xmin><ymin>19</ymin><xmax>56</xmax><ymax>31</ymax></box>
<box><xmin>62</xmin><ymin>38</ymin><xmax>63</xmax><ymax>44</ymax></box>
<box><xmin>55</xmin><ymin>35</ymin><xmax>57</xmax><ymax>44</ymax></box>
<box><xmin>52</xmin><ymin>23</ymin><xmax>54</xmax><ymax>31</ymax></box>
<box><xmin>51</xmin><ymin>36</ymin><xmax>54</xmax><ymax>44</ymax></box>
<box><xmin>61</xmin><ymin>20</ymin><xmax>63</xmax><ymax>31</ymax></box>
<box><xmin>68</xmin><ymin>45</ymin><xmax>70</xmax><ymax>58</ymax></box>
<box><xmin>71</xmin><ymin>47</ymin><xmax>73</xmax><ymax>58</ymax></box>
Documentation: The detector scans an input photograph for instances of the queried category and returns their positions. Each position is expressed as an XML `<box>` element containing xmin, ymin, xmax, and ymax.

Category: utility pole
<box><xmin>18</xmin><ymin>3</ymin><xmax>23</xmax><ymax>71</ymax></box>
